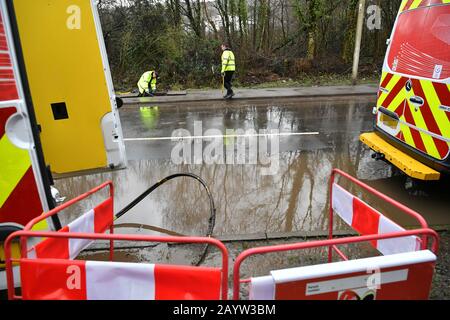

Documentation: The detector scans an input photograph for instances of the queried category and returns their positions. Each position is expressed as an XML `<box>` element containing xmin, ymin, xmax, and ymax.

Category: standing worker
<box><xmin>220</xmin><ymin>44</ymin><xmax>235</xmax><ymax>99</ymax></box>
<box><xmin>137</xmin><ymin>70</ymin><xmax>159</xmax><ymax>97</ymax></box>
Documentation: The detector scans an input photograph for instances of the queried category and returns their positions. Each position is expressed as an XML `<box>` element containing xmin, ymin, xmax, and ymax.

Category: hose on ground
<box><xmin>115</xmin><ymin>173</ymin><xmax>216</xmax><ymax>266</ymax></box>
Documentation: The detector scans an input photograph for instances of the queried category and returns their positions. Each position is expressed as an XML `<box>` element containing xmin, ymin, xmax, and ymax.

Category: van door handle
<box><xmin>409</xmin><ymin>96</ymin><xmax>424</xmax><ymax>108</ymax></box>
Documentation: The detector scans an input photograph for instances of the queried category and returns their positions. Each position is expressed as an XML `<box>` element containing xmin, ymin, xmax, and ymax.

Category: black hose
<box><xmin>115</xmin><ymin>173</ymin><xmax>216</xmax><ymax>266</ymax></box>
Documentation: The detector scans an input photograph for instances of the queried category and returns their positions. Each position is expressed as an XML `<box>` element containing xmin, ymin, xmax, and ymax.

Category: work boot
<box><xmin>223</xmin><ymin>93</ymin><xmax>230</xmax><ymax>99</ymax></box>
<box><xmin>225</xmin><ymin>92</ymin><xmax>234</xmax><ymax>99</ymax></box>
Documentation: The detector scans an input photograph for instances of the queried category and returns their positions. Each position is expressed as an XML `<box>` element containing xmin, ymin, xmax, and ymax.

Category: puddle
<box><xmin>54</xmin><ymin>96</ymin><xmax>450</xmax><ymax>238</ymax></box>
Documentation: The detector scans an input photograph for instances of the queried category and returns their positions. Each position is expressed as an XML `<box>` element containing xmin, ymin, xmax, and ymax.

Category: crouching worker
<box><xmin>137</xmin><ymin>70</ymin><xmax>158</xmax><ymax>97</ymax></box>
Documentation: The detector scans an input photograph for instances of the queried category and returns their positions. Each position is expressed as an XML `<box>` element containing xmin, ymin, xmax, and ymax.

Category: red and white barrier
<box><xmin>249</xmin><ymin>276</ymin><xmax>274</xmax><ymax>300</ymax></box>
<box><xmin>20</xmin><ymin>258</ymin><xmax>222</xmax><ymax>300</ymax></box>
<box><xmin>235</xmin><ymin>169</ymin><xmax>438</xmax><ymax>300</ymax></box>
<box><xmin>332</xmin><ymin>183</ymin><xmax>420</xmax><ymax>255</ymax></box>
<box><xmin>250</xmin><ymin>250</ymin><xmax>436</xmax><ymax>300</ymax></box>
<box><xmin>28</xmin><ymin>198</ymin><xmax>113</xmax><ymax>259</ymax></box>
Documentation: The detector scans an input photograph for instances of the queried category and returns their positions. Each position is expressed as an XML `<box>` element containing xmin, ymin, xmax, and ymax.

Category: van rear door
<box><xmin>0</xmin><ymin>0</ymin><xmax>59</xmax><ymax>231</ymax></box>
<box><xmin>378</xmin><ymin>2</ymin><xmax>450</xmax><ymax>161</ymax></box>
<box><xmin>9</xmin><ymin>0</ymin><xmax>127</xmax><ymax>175</ymax></box>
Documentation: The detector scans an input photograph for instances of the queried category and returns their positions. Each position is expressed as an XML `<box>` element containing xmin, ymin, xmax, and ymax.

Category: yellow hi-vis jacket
<box><xmin>221</xmin><ymin>50</ymin><xmax>235</xmax><ymax>73</ymax></box>
<box><xmin>137</xmin><ymin>71</ymin><xmax>157</xmax><ymax>93</ymax></box>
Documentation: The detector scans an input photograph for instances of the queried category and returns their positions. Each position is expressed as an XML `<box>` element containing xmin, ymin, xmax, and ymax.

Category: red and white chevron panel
<box><xmin>1</xmin><ymin>3</ymin><xmax>45</xmax><ymax>228</ymax></box>
<box><xmin>0</xmin><ymin>11</ymin><xmax>18</xmax><ymax>101</ymax></box>
<box><xmin>28</xmin><ymin>197</ymin><xmax>113</xmax><ymax>259</ymax></box>
<box><xmin>20</xmin><ymin>258</ymin><xmax>222</xmax><ymax>300</ymax></box>
<box><xmin>332</xmin><ymin>183</ymin><xmax>421</xmax><ymax>255</ymax></box>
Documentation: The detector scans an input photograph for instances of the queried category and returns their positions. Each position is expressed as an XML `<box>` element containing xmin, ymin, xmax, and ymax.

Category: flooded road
<box><xmin>54</xmin><ymin>96</ymin><xmax>450</xmax><ymax>238</ymax></box>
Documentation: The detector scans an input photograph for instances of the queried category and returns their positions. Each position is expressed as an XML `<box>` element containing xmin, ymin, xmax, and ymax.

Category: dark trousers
<box><xmin>224</xmin><ymin>71</ymin><xmax>234</xmax><ymax>95</ymax></box>
<box><xmin>137</xmin><ymin>83</ymin><xmax>155</xmax><ymax>97</ymax></box>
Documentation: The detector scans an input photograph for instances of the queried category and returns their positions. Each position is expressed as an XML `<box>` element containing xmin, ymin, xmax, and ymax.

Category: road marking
<box><xmin>124</xmin><ymin>131</ymin><xmax>320</xmax><ymax>142</ymax></box>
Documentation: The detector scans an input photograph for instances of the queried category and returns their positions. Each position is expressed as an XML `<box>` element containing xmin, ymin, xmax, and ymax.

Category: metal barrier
<box><xmin>21</xmin><ymin>181</ymin><xmax>115</xmax><ymax>261</ymax></box>
<box><xmin>6</xmin><ymin>169</ymin><xmax>439</xmax><ymax>300</ymax></box>
<box><xmin>233</xmin><ymin>169</ymin><xmax>439</xmax><ymax>300</ymax></box>
<box><xmin>233</xmin><ymin>228</ymin><xmax>439</xmax><ymax>299</ymax></box>
<box><xmin>5</xmin><ymin>231</ymin><xmax>229</xmax><ymax>300</ymax></box>
<box><xmin>327</xmin><ymin>168</ymin><xmax>429</xmax><ymax>261</ymax></box>
<box><xmin>6</xmin><ymin>181</ymin><xmax>229</xmax><ymax>300</ymax></box>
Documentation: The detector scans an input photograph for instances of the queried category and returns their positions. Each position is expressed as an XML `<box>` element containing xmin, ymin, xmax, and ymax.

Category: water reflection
<box><xmin>54</xmin><ymin>96</ymin><xmax>450</xmax><ymax>238</ymax></box>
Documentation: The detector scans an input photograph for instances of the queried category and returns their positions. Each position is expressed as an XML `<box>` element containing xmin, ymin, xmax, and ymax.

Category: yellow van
<box><xmin>361</xmin><ymin>0</ymin><xmax>450</xmax><ymax>180</ymax></box>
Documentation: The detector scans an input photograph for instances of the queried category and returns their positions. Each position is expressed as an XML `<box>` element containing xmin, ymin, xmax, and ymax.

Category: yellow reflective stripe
<box><xmin>388</xmin><ymin>85</ymin><xmax>406</xmax><ymax>113</ymax></box>
<box><xmin>419</xmin><ymin>130</ymin><xmax>441</xmax><ymax>159</ymax></box>
<box><xmin>421</xmin><ymin>80</ymin><xmax>450</xmax><ymax>139</ymax></box>
<box><xmin>378</xmin><ymin>74</ymin><xmax>402</xmax><ymax>107</ymax></box>
<box><xmin>400</xmin><ymin>116</ymin><xmax>416</xmax><ymax>148</ymax></box>
<box><xmin>221</xmin><ymin>51</ymin><xmax>235</xmax><ymax>72</ymax></box>
<box><xmin>0</xmin><ymin>133</ymin><xmax>31</xmax><ymax>207</ymax></box>
<box><xmin>32</xmin><ymin>218</ymin><xmax>49</xmax><ymax>231</ymax></box>
<box><xmin>379</xmin><ymin>72</ymin><xmax>388</xmax><ymax>85</ymax></box>
<box><xmin>376</xmin><ymin>72</ymin><xmax>388</xmax><ymax>107</ymax></box>
<box><xmin>399</xmin><ymin>0</ymin><xmax>409</xmax><ymax>12</ymax></box>
<box><xmin>407</xmin><ymin>87</ymin><xmax>441</xmax><ymax>158</ymax></box>
<box><xmin>409</xmin><ymin>0</ymin><xmax>423</xmax><ymax>10</ymax></box>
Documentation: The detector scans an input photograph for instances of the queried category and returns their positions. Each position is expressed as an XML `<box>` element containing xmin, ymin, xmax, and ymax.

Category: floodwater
<box><xmin>54</xmin><ymin>96</ymin><xmax>450</xmax><ymax>240</ymax></box>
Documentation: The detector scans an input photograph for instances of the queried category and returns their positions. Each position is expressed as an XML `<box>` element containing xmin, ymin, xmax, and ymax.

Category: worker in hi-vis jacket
<box><xmin>220</xmin><ymin>44</ymin><xmax>235</xmax><ymax>99</ymax></box>
<box><xmin>137</xmin><ymin>70</ymin><xmax>158</xmax><ymax>97</ymax></box>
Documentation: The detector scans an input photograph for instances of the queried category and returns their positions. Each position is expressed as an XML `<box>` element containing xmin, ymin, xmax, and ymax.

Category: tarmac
<box><xmin>118</xmin><ymin>84</ymin><xmax>379</xmax><ymax>104</ymax></box>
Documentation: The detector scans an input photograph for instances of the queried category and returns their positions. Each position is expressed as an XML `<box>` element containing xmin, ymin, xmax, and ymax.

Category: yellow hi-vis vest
<box><xmin>221</xmin><ymin>50</ymin><xmax>235</xmax><ymax>73</ymax></box>
<box><xmin>137</xmin><ymin>71</ymin><xmax>157</xmax><ymax>93</ymax></box>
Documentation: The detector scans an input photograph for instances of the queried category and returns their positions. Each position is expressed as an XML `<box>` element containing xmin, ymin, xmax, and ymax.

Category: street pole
<box><xmin>352</xmin><ymin>0</ymin><xmax>366</xmax><ymax>85</ymax></box>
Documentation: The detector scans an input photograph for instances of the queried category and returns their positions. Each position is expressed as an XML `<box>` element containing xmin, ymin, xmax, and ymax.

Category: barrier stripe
<box><xmin>251</xmin><ymin>251</ymin><xmax>436</xmax><ymax>300</ymax></box>
<box><xmin>332</xmin><ymin>183</ymin><xmax>420</xmax><ymax>255</ymax></box>
<box><xmin>29</xmin><ymin>198</ymin><xmax>114</xmax><ymax>259</ymax></box>
<box><xmin>20</xmin><ymin>259</ymin><xmax>222</xmax><ymax>300</ymax></box>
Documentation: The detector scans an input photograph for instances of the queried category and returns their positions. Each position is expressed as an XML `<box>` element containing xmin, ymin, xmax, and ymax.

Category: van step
<box><xmin>360</xmin><ymin>132</ymin><xmax>440</xmax><ymax>181</ymax></box>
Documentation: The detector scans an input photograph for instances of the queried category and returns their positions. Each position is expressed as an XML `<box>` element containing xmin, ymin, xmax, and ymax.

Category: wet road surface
<box><xmin>54</xmin><ymin>96</ymin><xmax>450</xmax><ymax>238</ymax></box>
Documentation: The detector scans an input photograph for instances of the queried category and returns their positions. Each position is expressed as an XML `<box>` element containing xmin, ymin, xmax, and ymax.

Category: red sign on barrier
<box><xmin>271</xmin><ymin>250</ymin><xmax>436</xmax><ymax>300</ymax></box>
